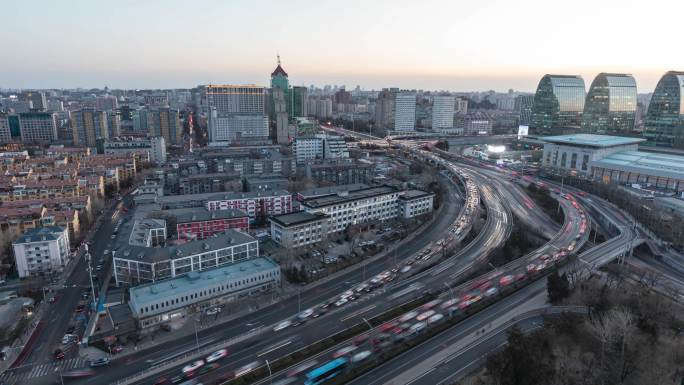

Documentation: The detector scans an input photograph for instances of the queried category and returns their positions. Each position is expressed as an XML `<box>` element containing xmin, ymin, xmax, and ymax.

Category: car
<box><xmin>111</xmin><ymin>235</ymin><xmax>116</xmax><ymax>239</ymax></box>
<box><xmin>160</xmin><ymin>323</ymin><xmax>172</xmax><ymax>332</ymax></box>
<box><xmin>399</xmin><ymin>311</ymin><xmax>419</xmax><ymax>322</ymax></box>
<box><xmin>499</xmin><ymin>275</ymin><xmax>514</xmax><ymax>286</ymax></box>
<box><xmin>89</xmin><ymin>357</ymin><xmax>110</xmax><ymax>367</ymax></box>
<box><xmin>427</xmin><ymin>313</ymin><xmax>444</xmax><ymax>323</ymax></box>
<box><xmin>400</xmin><ymin>265</ymin><xmax>412</xmax><ymax>274</ymax></box>
<box><xmin>332</xmin><ymin>345</ymin><xmax>358</xmax><ymax>358</ymax></box>
<box><xmin>298</xmin><ymin>308</ymin><xmax>314</xmax><ymax>319</ymax></box>
<box><xmin>62</xmin><ymin>369</ymin><xmax>96</xmax><ymax>378</ymax></box>
<box><xmin>111</xmin><ymin>345</ymin><xmax>123</xmax><ymax>354</ymax></box>
<box><xmin>353</xmin><ymin>334</ymin><xmax>369</xmax><ymax>345</ymax></box>
<box><xmin>48</xmin><ymin>296</ymin><xmax>56</xmax><ymax>304</ymax></box>
<box><xmin>273</xmin><ymin>320</ymin><xmax>292</xmax><ymax>332</ymax></box>
<box><xmin>61</xmin><ymin>334</ymin><xmax>74</xmax><ymax>344</ymax></box>
<box><xmin>378</xmin><ymin>321</ymin><xmax>398</xmax><ymax>333</ymax></box>
<box><xmin>410</xmin><ymin>321</ymin><xmax>427</xmax><ymax>333</ymax></box>
<box><xmin>206</xmin><ymin>349</ymin><xmax>228</xmax><ymax>363</ymax></box>
<box><xmin>334</xmin><ymin>298</ymin><xmax>348</xmax><ymax>307</ymax></box>
<box><xmin>416</xmin><ymin>310</ymin><xmax>436</xmax><ymax>321</ymax></box>
<box><xmin>182</xmin><ymin>360</ymin><xmax>205</xmax><ymax>374</ymax></box>
<box><xmin>440</xmin><ymin>299</ymin><xmax>458</xmax><ymax>309</ymax></box>
<box><xmin>351</xmin><ymin>350</ymin><xmax>372</xmax><ymax>363</ymax></box>
<box><xmin>420</xmin><ymin>299</ymin><xmax>441</xmax><ymax>310</ymax></box>
<box><xmin>484</xmin><ymin>287</ymin><xmax>498</xmax><ymax>297</ymax></box>
<box><xmin>54</xmin><ymin>349</ymin><xmax>65</xmax><ymax>360</ymax></box>
<box><xmin>205</xmin><ymin>307</ymin><xmax>221</xmax><ymax>316</ymax></box>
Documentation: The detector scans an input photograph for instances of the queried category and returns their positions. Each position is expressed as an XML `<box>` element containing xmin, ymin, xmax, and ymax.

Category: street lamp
<box><xmin>265</xmin><ymin>359</ymin><xmax>273</xmax><ymax>385</ymax></box>
<box><xmin>193</xmin><ymin>317</ymin><xmax>200</xmax><ymax>353</ymax></box>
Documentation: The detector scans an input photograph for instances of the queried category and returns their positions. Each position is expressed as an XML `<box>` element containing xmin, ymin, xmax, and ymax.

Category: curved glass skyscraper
<box><xmin>645</xmin><ymin>71</ymin><xmax>684</xmax><ymax>147</ymax></box>
<box><xmin>581</xmin><ymin>73</ymin><xmax>637</xmax><ymax>134</ymax></box>
<box><xmin>530</xmin><ymin>75</ymin><xmax>585</xmax><ymax>135</ymax></box>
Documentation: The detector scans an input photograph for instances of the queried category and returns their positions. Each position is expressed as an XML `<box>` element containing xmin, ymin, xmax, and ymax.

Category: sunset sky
<box><xmin>2</xmin><ymin>0</ymin><xmax>682</xmax><ymax>92</ymax></box>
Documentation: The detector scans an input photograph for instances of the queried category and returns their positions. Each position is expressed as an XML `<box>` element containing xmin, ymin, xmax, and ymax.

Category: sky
<box><xmin>2</xmin><ymin>0</ymin><xmax>683</xmax><ymax>92</ymax></box>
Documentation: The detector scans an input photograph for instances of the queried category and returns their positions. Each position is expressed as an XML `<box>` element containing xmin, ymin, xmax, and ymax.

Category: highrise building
<box><xmin>644</xmin><ymin>71</ymin><xmax>684</xmax><ymax>147</ymax></box>
<box><xmin>514</xmin><ymin>95</ymin><xmax>534</xmax><ymax>126</ymax></box>
<box><xmin>19</xmin><ymin>112</ymin><xmax>58</xmax><ymax>143</ymax></box>
<box><xmin>530</xmin><ymin>74</ymin><xmax>585</xmax><ymax>135</ymax></box>
<box><xmin>581</xmin><ymin>73</ymin><xmax>637</xmax><ymax>134</ymax></box>
<box><xmin>149</xmin><ymin>108</ymin><xmax>182</xmax><ymax>145</ymax></box>
<box><xmin>71</xmin><ymin>108</ymin><xmax>109</xmax><ymax>147</ymax></box>
<box><xmin>0</xmin><ymin>113</ymin><xmax>11</xmax><ymax>143</ymax></box>
<box><xmin>273</xmin><ymin>87</ymin><xmax>289</xmax><ymax>145</ymax></box>
<box><xmin>96</xmin><ymin>96</ymin><xmax>118</xmax><ymax>111</ymax></box>
<box><xmin>206</xmin><ymin>85</ymin><xmax>268</xmax><ymax>143</ymax></box>
<box><xmin>455</xmin><ymin>97</ymin><xmax>469</xmax><ymax>115</ymax></box>
<box><xmin>270</xmin><ymin>56</ymin><xmax>290</xmax><ymax>118</ymax></box>
<box><xmin>19</xmin><ymin>91</ymin><xmax>47</xmax><ymax>111</ymax></box>
<box><xmin>291</xmin><ymin>86</ymin><xmax>308</xmax><ymax>117</ymax></box>
<box><xmin>107</xmin><ymin>111</ymin><xmax>121</xmax><ymax>139</ymax></box>
<box><xmin>375</xmin><ymin>89</ymin><xmax>397</xmax><ymax>129</ymax></box>
<box><xmin>432</xmin><ymin>95</ymin><xmax>455</xmax><ymax>131</ymax></box>
<box><xmin>394</xmin><ymin>92</ymin><xmax>416</xmax><ymax>132</ymax></box>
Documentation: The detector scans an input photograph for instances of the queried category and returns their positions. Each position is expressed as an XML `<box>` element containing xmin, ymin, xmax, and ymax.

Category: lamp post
<box><xmin>193</xmin><ymin>317</ymin><xmax>200</xmax><ymax>353</ymax></box>
<box><xmin>265</xmin><ymin>359</ymin><xmax>273</xmax><ymax>385</ymax></box>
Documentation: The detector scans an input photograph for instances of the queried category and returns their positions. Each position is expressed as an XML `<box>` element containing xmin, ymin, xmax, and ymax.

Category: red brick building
<box><xmin>165</xmin><ymin>208</ymin><xmax>249</xmax><ymax>241</ymax></box>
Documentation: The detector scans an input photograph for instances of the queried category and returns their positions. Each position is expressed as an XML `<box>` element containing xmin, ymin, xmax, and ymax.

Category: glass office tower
<box><xmin>530</xmin><ymin>75</ymin><xmax>585</xmax><ymax>135</ymax></box>
<box><xmin>644</xmin><ymin>71</ymin><xmax>684</xmax><ymax>147</ymax></box>
<box><xmin>581</xmin><ymin>73</ymin><xmax>637</xmax><ymax>134</ymax></box>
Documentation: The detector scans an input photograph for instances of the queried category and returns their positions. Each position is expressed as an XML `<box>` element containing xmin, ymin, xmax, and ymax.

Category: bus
<box><xmin>304</xmin><ymin>358</ymin><xmax>348</xmax><ymax>385</ymax></box>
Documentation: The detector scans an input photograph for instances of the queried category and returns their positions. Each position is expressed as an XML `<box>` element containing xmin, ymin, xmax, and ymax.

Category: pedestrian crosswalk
<box><xmin>0</xmin><ymin>357</ymin><xmax>86</xmax><ymax>384</ymax></box>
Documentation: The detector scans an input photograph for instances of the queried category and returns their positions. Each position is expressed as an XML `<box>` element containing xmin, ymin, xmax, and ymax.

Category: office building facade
<box><xmin>12</xmin><ymin>226</ymin><xmax>70</xmax><ymax>278</ymax></box>
<box><xmin>432</xmin><ymin>95</ymin><xmax>455</xmax><ymax>131</ymax></box>
<box><xmin>149</xmin><ymin>108</ymin><xmax>182</xmax><ymax>145</ymax></box>
<box><xmin>644</xmin><ymin>71</ymin><xmax>684</xmax><ymax>147</ymax></box>
<box><xmin>0</xmin><ymin>114</ymin><xmax>11</xmax><ymax>143</ymax></box>
<box><xmin>19</xmin><ymin>112</ymin><xmax>58</xmax><ymax>143</ymax></box>
<box><xmin>207</xmin><ymin>85</ymin><xmax>268</xmax><ymax>143</ymax></box>
<box><xmin>530</xmin><ymin>75</ymin><xmax>585</xmax><ymax>135</ymax></box>
<box><xmin>72</xmin><ymin>109</ymin><xmax>109</xmax><ymax>147</ymax></box>
<box><xmin>581</xmin><ymin>73</ymin><xmax>637</xmax><ymax>134</ymax></box>
<box><xmin>394</xmin><ymin>93</ymin><xmax>416</xmax><ymax>132</ymax></box>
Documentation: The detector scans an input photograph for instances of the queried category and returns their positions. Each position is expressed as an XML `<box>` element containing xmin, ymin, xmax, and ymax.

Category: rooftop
<box><xmin>399</xmin><ymin>189</ymin><xmax>435</xmax><ymax>200</ymax></box>
<box><xmin>301</xmin><ymin>185</ymin><xmax>399</xmax><ymax>209</ymax></box>
<box><xmin>13</xmin><ymin>226</ymin><xmax>66</xmax><ymax>244</ymax></box>
<box><xmin>165</xmin><ymin>207</ymin><xmax>248</xmax><ymax>223</ymax></box>
<box><xmin>270</xmin><ymin>211</ymin><xmax>328</xmax><ymax>227</ymax></box>
<box><xmin>115</xmin><ymin>229</ymin><xmax>256</xmax><ymax>264</ymax></box>
<box><xmin>591</xmin><ymin>150</ymin><xmax>684</xmax><ymax>180</ymax></box>
<box><xmin>297</xmin><ymin>184</ymin><xmax>369</xmax><ymax>199</ymax></box>
<box><xmin>543</xmin><ymin>134</ymin><xmax>645</xmax><ymax>148</ymax></box>
<box><xmin>129</xmin><ymin>257</ymin><xmax>278</xmax><ymax>309</ymax></box>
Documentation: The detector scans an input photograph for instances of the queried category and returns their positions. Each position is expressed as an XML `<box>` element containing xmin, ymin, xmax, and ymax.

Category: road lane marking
<box><xmin>256</xmin><ymin>339</ymin><xmax>293</xmax><ymax>358</ymax></box>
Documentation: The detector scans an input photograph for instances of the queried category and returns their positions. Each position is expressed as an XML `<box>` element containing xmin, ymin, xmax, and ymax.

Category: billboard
<box><xmin>517</xmin><ymin>125</ymin><xmax>529</xmax><ymax>139</ymax></box>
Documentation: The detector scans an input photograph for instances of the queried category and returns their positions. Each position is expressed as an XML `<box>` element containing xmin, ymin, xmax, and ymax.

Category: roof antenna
<box><xmin>277</xmin><ymin>53</ymin><xmax>281</xmax><ymax>66</ymax></box>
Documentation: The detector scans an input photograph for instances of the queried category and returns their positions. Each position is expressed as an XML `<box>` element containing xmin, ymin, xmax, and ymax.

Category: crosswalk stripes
<box><xmin>0</xmin><ymin>357</ymin><xmax>86</xmax><ymax>383</ymax></box>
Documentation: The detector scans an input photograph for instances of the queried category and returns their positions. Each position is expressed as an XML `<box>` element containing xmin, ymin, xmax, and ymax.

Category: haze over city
<box><xmin>2</xmin><ymin>2</ymin><xmax>684</xmax><ymax>385</ymax></box>
<box><xmin>2</xmin><ymin>0</ymin><xmax>682</xmax><ymax>91</ymax></box>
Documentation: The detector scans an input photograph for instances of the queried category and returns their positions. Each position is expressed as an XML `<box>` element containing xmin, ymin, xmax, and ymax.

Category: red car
<box><xmin>111</xmin><ymin>345</ymin><xmax>123</xmax><ymax>354</ymax></box>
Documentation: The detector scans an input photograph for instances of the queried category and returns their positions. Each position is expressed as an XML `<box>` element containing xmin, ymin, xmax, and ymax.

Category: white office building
<box><xmin>129</xmin><ymin>257</ymin><xmax>280</xmax><ymax>329</ymax></box>
<box><xmin>103</xmin><ymin>136</ymin><xmax>167</xmax><ymax>164</ymax></box>
<box><xmin>293</xmin><ymin>134</ymin><xmax>349</xmax><ymax>163</ymax></box>
<box><xmin>394</xmin><ymin>93</ymin><xmax>416</xmax><ymax>132</ymax></box>
<box><xmin>398</xmin><ymin>190</ymin><xmax>435</xmax><ymax>218</ymax></box>
<box><xmin>12</xmin><ymin>226</ymin><xmax>70</xmax><ymax>278</ymax></box>
<box><xmin>432</xmin><ymin>95</ymin><xmax>455</xmax><ymax>131</ymax></box>
<box><xmin>209</xmin><ymin>114</ymin><xmax>269</xmax><ymax>142</ymax></box>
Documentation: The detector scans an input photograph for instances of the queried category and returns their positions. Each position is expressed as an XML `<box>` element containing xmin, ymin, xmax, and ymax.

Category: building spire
<box><xmin>277</xmin><ymin>53</ymin><xmax>281</xmax><ymax>66</ymax></box>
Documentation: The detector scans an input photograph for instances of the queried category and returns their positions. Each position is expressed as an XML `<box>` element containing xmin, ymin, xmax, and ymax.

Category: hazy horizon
<box><xmin>3</xmin><ymin>0</ymin><xmax>682</xmax><ymax>93</ymax></box>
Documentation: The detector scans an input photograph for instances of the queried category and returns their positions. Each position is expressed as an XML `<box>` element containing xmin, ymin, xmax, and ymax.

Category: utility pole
<box><xmin>194</xmin><ymin>317</ymin><xmax>200</xmax><ymax>353</ymax></box>
<box><xmin>84</xmin><ymin>244</ymin><xmax>96</xmax><ymax>311</ymax></box>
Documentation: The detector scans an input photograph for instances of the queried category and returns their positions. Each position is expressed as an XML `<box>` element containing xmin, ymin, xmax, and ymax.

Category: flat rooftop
<box><xmin>129</xmin><ymin>257</ymin><xmax>278</xmax><ymax>308</ymax></box>
<box><xmin>164</xmin><ymin>207</ymin><xmax>248</xmax><ymax>223</ymax></box>
<box><xmin>115</xmin><ymin>229</ymin><xmax>256</xmax><ymax>264</ymax></box>
<box><xmin>399</xmin><ymin>189</ymin><xmax>434</xmax><ymax>200</ymax></box>
<box><xmin>301</xmin><ymin>185</ymin><xmax>399</xmax><ymax>209</ymax></box>
<box><xmin>543</xmin><ymin>134</ymin><xmax>645</xmax><ymax>148</ymax></box>
<box><xmin>298</xmin><ymin>184</ymin><xmax>369</xmax><ymax>199</ymax></box>
<box><xmin>592</xmin><ymin>150</ymin><xmax>684</xmax><ymax>179</ymax></box>
<box><xmin>270</xmin><ymin>211</ymin><xmax>328</xmax><ymax>227</ymax></box>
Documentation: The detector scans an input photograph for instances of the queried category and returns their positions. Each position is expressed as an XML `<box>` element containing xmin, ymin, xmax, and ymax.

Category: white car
<box><xmin>298</xmin><ymin>308</ymin><xmax>314</xmax><ymax>319</ymax></box>
<box><xmin>416</xmin><ymin>310</ymin><xmax>436</xmax><ymax>321</ymax></box>
<box><xmin>61</xmin><ymin>334</ymin><xmax>74</xmax><ymax>344</ymax></box>
<box><xmin>334</xmin><ymin>298</ymin><xmax>348</xmax><ymax>307</ymax></box>
<box><xmin>206</xmin><ymin>349</ymin><xmax>228</xmax><ymax>363</ymax></box>
<box><xmin>427</xmin><ymin>313</ymin><xmax>444</xmax><ymax>323</ymax></box>
<box><xmin>273</xmin><ymin>320</ymin><xmax>292</xmax><ymax>332</ymax></box>
<box><xmin>399</xmin><ymin>311</ymin><xmax>418</xmax><ymax>323</ymax></box>
<box><xmin>484</xmin><ymin>287</ymin><xmax>498</xmax><ymax>297</ymax></box>
<box><xmin>440</xmin><ymin>299</ymin><xmax>458</xmax><ymax>309</ymax></box>
<box><xmin>410</xmin><ymin>321</ymin><xmax>427</xmax><ymax>333</ymax></box>
<box><xmin>332</xmin><ymin>345</ymin><xmax>358</xmax><ymax>358</ymax></box>
<box><xmin>400</xmin><ymin>265</ymin><xmax>412</xmax><ymax>274</ymax></box>
<box><xmin>182</xmin><ymin>360</ymin><xmax>205</xmax><ymax>374</ymax></box>
<box><xmin>351</xmin><ymin>350</ymin><xmax>372</xmax><ymax>363</ymax></box>
<box><xmin>205</xmin><ymin>307</ymin><xmax>221</xmax><ymax>316</ymax></box>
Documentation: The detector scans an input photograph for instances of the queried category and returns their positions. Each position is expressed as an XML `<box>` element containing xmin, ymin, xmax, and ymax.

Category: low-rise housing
<box><xmin>269</xmin><ymin>211</ymin><xmax>329</xmax><ymax>248</ymax></box>
<box><xmin>165</xmin><ymin>207</ymin><xmax>249</xmax><ymax>240</ymax></box>
<box><xmin>398</xmin><ymin>190</ymin><xmax>435</xmax><ymax>218</ymax></box>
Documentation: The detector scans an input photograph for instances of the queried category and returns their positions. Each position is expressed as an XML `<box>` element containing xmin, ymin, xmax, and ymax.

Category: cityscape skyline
<box><xmin>3</xmin><ymin>0</ymin><xmax>682</xmax><ymax>92</ymax></box>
